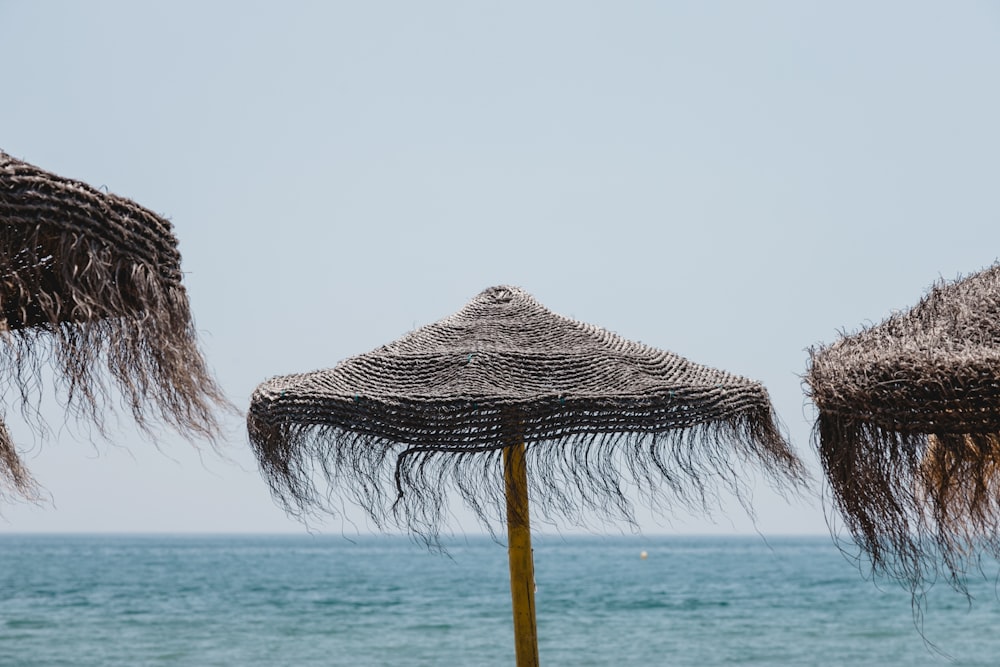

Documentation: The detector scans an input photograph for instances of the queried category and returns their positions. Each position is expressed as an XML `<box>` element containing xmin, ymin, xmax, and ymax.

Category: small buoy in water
<box><xmin>640</xmin><ymin>551</ymin><xmax>648</xmax><ymax>560</ymax></box>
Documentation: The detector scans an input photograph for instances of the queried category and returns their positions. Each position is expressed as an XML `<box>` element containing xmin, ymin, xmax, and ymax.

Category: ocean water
<box><xmin>1</xmin><ymin>535</ymin><xmax>999</xmax><ymax>666</ymax></box>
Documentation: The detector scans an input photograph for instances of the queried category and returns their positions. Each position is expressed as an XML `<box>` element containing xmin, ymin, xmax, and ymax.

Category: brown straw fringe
<box><xmin>249</xmin><ymin>285</ymin><xmax>807</xmax><ymax>543</ymax></box>
<box><xmin>807</xmin><ymin>263</ymin><xmax>1000</xmax><ymax>595</ymax></box>
<box><xmin>0</xmin><ymin>151</ymin><xmax>232</xmax><ymax>498</ymax></box>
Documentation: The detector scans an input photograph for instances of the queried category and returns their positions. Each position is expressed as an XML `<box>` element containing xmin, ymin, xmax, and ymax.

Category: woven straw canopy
<box><xmin>807</xmin><ymin>263</ymin><xmax>1000</xmax><ymax>591</ymax></box>
<box><xmin>0</xmin><ymin>151</ymin><xmax>229</xmax><ymax>498</ymax></box>
<box><xmin>249</xmin><ymin>285</ymin><xmax>806</xmax><ymax>538</ymax></box>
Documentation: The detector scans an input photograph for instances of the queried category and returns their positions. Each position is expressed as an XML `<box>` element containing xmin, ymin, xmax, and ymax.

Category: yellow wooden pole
<box><xmin>504</xmin><ymin>441</ymin><xmax>540</xmax><ymax>667</ymax></box>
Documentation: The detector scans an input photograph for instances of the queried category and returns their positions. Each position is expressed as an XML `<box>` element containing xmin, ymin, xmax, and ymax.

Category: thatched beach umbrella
<box><xmin>248</xmin><ymin>285</ymin><xmax>807</xmax><ymax>666</ymax></box>
<box><xmin>806</xmin><ymin>263</ymin><xmax>1000</xmax><ymax>593</ymax></box>
<box><xmin>0</xmin><ymin>151</ymin><xmax>229</xmax><ymax>498</ymax></box>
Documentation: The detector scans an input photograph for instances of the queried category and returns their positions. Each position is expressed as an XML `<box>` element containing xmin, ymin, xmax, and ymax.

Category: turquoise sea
<box><xmin>1</xmin><ymin>534</ymin><xmax>999</xmax><ymax>666</ymax></box>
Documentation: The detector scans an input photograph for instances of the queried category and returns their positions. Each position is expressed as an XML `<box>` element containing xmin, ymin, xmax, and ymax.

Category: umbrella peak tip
<box><xmin>479</xmin><ymin>285</ymin><xmax>527</xmax><ymax>303</ymax></box>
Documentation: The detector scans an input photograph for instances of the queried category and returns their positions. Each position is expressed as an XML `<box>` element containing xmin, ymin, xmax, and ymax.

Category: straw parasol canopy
<box><xmin>250</xmin><ymin>285</ymin><xmax>806</xmax><ymax>665</ymax></box>
<box><xmin>806</xmin><ymin>263</ymin><xmax>1000</xmax><ymax>592</ymax></box>
<box><xmin>0</xmin><ymin>150</ymin><xmax>230</xmax><ymax>498</ymax></box>
<box><xmin>249</xmin><ymin>285</ymin><xmax>807</xmax><ymax>537</ymax></box>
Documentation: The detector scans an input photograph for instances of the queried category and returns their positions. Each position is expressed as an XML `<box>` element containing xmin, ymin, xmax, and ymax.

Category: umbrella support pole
<box><xmin>504</xmin><ymin>441</ymin><xmax>540</xmax><ymax>667</ymax></box>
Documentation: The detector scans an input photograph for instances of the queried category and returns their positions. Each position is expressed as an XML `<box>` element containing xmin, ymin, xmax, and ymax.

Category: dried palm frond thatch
<box><xmin>249</xmin><ymin>285</ymin><xmax>807</xmax><ymax>539</ymax></box>
<box><xmin>0</xmin><ymin>414</ymin><xmax>35</xmax><ymax>500</ymax></box>
<box><xmin>0</xmin><ymin>151</ymin><xmax>231</xmax><ymax>497</ymax></box>
<box><xmin>807</xmin><ymin>263</ymin><xmax>1000</xmax><ymax>593</ymax></box>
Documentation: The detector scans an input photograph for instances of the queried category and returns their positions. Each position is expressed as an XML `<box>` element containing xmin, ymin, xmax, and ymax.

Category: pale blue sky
<box><xmin>1</xmin><ymin>1</ymin><xmax>999</xmax><ymax>534</ymax></box>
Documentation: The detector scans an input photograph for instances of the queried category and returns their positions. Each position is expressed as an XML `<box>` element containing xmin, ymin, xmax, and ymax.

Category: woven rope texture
<box><xmin>250</xmin><ymin>285</ymin><xmax>806</xmax><ymax>540</ymax></box>
<box><xmin>807</xmin><ymin>263</ymin><xmax>1000</xmax><ymax>595</ymax></box>
<box><xmin>0</xmin><ymin>151</ymin><xmax>231</xmax><ymax>498</ymax></box>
